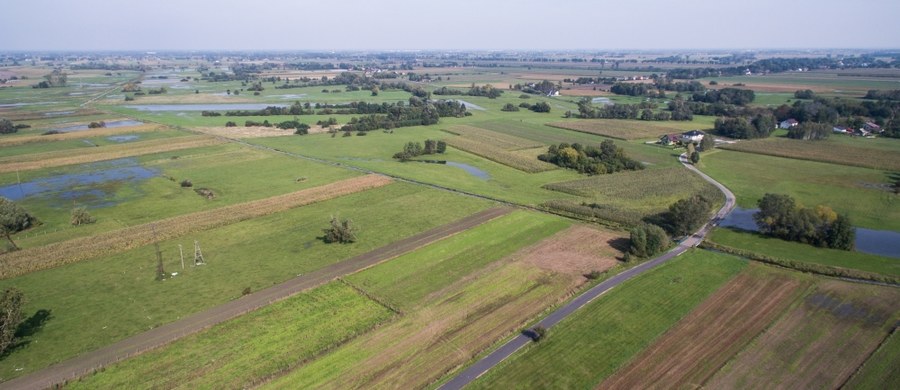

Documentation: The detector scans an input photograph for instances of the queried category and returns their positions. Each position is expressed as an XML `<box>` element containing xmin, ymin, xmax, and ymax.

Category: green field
<box><xmin>345</xmin><ymin>211</ymin><xmax>570</xmax><ymax>310</ymax></box>
<box><xmin>708</xmin><ymin>228</ymin><xmax>900</xmax><ymax>277</ymax></box>
<box><xmin>844</xmin><ymin>330</ymin><xmax>900</xmax><ymax>389</ymax></box>
<box><xmin>0</xmin><ymin>129</ymin><xmax>189</xmax><ymax>158</ymax></box>
<box><xmin>468</xmin><ymin>249</ymin><xmax>746</xmax><ymax>389</ymax></box>
<box><xmin>700</xmin><ymin>149</ymin><xmax>899</xmax><ymax>231</ymax></box>
<box><xmin>719</xmin><ymin>134</ymin><xmax>900</xmax><ymax>171</ymax></box>
<box><xmin>0</xmin><ymin>183</ymin><xmax>490</xmax><ymax>380</ymax></box>
<box><xmin>0</xmin><ymin>143</ymin><xmax>359</xmax><ymax>248</ymax></box>
<box><xmin>68</xmin><ymin>282</ymin><xmax>393</xmax><ymax>389</ymax></box>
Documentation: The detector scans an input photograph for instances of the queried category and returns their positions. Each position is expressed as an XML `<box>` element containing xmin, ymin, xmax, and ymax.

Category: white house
<box><xmin>779</xmin><ymin>119</ymin><xmax>799</xmax><ymax>129</ymax></box>
<box><xmin>680</xmin><ymin>130</ymin><xmax>704</xmax><ymax>144</ymax></box>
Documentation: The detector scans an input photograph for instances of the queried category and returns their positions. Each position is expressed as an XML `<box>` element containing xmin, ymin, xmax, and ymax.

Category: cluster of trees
<box><xmin>466</xmin><ymin>84</ymin><xmax>503</xmax><ymax>99</ymax></box>
<box><xmin>608</xmin><ymin>80</ymin><xmax>707</xmax><ymax>97</ymax></box>
<box><xmin>626</xmin><ymin>224</ymin><xmax>670</xmax><ymax>259</ymax></box>
<box><xmin>512</xmin><ymin>80</ymin><xmax>558</xmax><ymax>95</ymax></box>
<box><xmin>691</xmin><ymin>88</ymin><xmax>755</xmax><ymax>105</ymax></box>
<box><xmin>322</xmin><ymin>216</ymin><xmax>357</xmax><ymax>244</ymax></box>
<box><xmin>663</xmin><ymin>195</ymin><xmax>714</xmax><ymax>236</ymax></box>
<box><xmin>501</xmin><ymin>103</ymin><xmax>519</xmax><ymax>112</ymax></box>
<box><xmin>391</xmin><ymin>139</ymin><xmax>447</xmax><ymax>161</ymax></box>
<box><xmin>1</xmin><ymin>119</ymin><xmax>20</xmax><ymax>134</ymax></box>
<box><xmin>610</xmin><ymin>82</ymin><xmax>660</xmax><ymax>97</ymax></box>
<box><xmin>754</xmin><ymin>193</ymin><xmax>855</xmax><ymax>250</ymax></box>
<box><xmin>538</xmin><ymin>140</ymin><xmax>644</xmax><ymax>175</ymax></box>
<box><xmin>787</xmin><ymin>122</ymin><xmax>831</xmax><ymax>140</ymax></box>
<box><xmin>338</xmin><ymin>99</ymin><xmax>468</xmax><ymax>133</ymax></box>
<box><xmin>222</xmin><ymin>102</ymin><xmax>312</xmax><ymax>116</ymax></box>
<box><xmin>713</xmin><ymin>114</ymin><xmax>775</xmax><ymax>139</ymax></box>
<box><xmin>519</xmin><ymin>101</ymin><xmax>551</xmax><ymax>113</ymax></box>
<box><xmin>33</xmin><ymin>69</ymin><xmax>67</xmax><ymax>88</ymax></box>
<box><xmin>864</xmin><ymin>89</ymin><xmax>900</xmax><ymax>101</ymax></box>
<box><xmin>665</xmin><ymin>56</ymin><xmax>892</xmax><ymax>79</ymax></box>
<box><xmin>577</xmin><ymin>98</ymin><xmax>680</xmax><ymax>121</ymax></box>
<box><xmin>0</xmin><ymin>197</ymin><xmax>36</xmax><ymax>251</ymax></box>
<box><xmin>432</xmin><ymin>86</ymin><xmax>464</xmax><ymax>95</ymax></box>
<box><xmin>794</xmin><ymin>89</ymin><xmax>816</xmax><ymax>99</ymax></box>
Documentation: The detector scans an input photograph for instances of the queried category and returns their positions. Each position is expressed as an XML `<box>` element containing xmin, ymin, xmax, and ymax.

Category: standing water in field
<box><xmin>0</xmin><ymin>159</ymin><xmax>159</xmax><ymax>208</ymax></box>
<box><xmin>719</xmin><ymin>207</ymin><xmax>900</xmax><ymax>259</ymax></box>
<box><xmin>50</xmin><ymin>119</ymin><xmax>145</xmax><ymax>133</ymax></box>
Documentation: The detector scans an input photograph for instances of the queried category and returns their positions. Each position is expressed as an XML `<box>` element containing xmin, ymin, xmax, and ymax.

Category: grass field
<box><xmin>443</xmin><ymin>125</ymin><xmax>543</xmax><ymax>150</ymax></box>
<box><xmin>1</xmin><ymin>144</ymin><xmax>359</xmax><ymax>249</ymax></box>
<box><xmin>599</xmin><ymin>264</ymin><xmax>808</xmax><ymax>389</ymax></box>
<box><xmin>844</xmin><ymin>329</ymin><xmax>900</xmax><ymax>389</ymax></box>
<box><xmin>708</xmin><ymin>228</ymin><xmax>900</xmax><ymax>277</ymax></box>
<box><xmin>264</xmin><ymin>213</ymin><xmax>625</xmax><ymax>389</ymax></box>
<box><xmin>700</xmin><ymin>149</ymin><xmax>900</xmax><ymax>231</ymax></box>
<box><xmin>706</xmin><ymin>279</ymin><xmax>900</xmax><ymax>389</ymax></box>
<box><xmin>68</xmin><ymin>282</ymin><xmax>394</xmax><ymax>389</ymax></box>
<box><xmin>0</xmin><ymin>123</ymin><xmax>166</xmax><ymax>148</ymax></box>
<box><xmin>546</xmin><ymin>119</ymin><xmax>706</xmax><ymax>140</ymax></box>
<box><xmin>0</xmin><ymin>128</ymin><xmax>188</xmax><ymax>158</ymax></box>
<box><xmin>442</xmin><ymin>137</ymin><xmax>557</xmax><ymax>173</ymax></box>
<box><xmin>468</xmin><ymin>249</ymin><xmax>746</xmax><ymax>389</ymax></box>
<box><xmin>719</xmin><ymin>136</ymin><xmax>900</xmax><ymax>171</ymax></box>
<box><xmin>0</xmin><ymin>175</ymin><xmax>392</xmax><ymax>279</ymax></box>
<box><xmin>0</xmin><ymin>183</ymin><xmax>491</xmax><ymax>380</ymax></box>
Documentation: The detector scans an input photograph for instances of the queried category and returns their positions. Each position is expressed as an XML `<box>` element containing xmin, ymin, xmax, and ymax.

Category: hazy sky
<box><xmin>2</xmin><ymin>0</ymin><xmax>898</xmax><ymax>51</ymax></box>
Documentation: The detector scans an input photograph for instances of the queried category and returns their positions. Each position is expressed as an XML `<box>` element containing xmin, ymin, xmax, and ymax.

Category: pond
<box><xmin>0</xmin><ymin>159</ymin><xmax>159</xmax><ymax>208</ymax></box>
<box><xmin>454</xmin><ymin>100</ymin><xmax>486</xmax><ymax>111</ymax></box>
<box><xmin>51</xmin><ymin>119</ymin><xmax>145</xmax><ymax>133</ymax></box>
<box><xmin>106</xmin><ymin>135</ymin><xmax>141</xmax><ymax>143</ymax></box>
<box><xmin>719</xmin><ymin>207</ymin><xmax>900</xmax><ymax>258</ymax></box>
<box><xmin>411</xmin><ymin>160</ymin><xmax>490</xmax><ymax>180</ymax></box>
<box><xmin>124</xmin><ymin>103</ymin><xmax>288</xmax><ymax>112</ymax></box>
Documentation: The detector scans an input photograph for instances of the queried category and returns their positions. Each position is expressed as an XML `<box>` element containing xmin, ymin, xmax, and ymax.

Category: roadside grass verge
<box><xmin>468</xmin><ymin>249</ymin><xmax>746</xmax><ymax>389</ymax></box>
<box><xmin>68</xmin><ymin>282</ymin><xmax>394</xmax><ymax>390</ymax></box>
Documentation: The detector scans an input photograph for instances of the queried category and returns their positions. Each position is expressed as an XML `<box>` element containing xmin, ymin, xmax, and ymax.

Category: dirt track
<box><xmin>0</xmin><ymin>206</ymin><xmax>513</xmax><ymax>390</ymax></box>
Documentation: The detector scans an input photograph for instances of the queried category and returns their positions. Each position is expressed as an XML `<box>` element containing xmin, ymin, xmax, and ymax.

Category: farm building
<box><xmin>680</xmin><ymin>130</ymin><xmax>705</xmax><ymax>144</ymax></box>
<box><xmin>864</xmin><ymin>122</ymin><xmax>882</xmax><ymax>133</ymax></box>
<box><xmin>832</xmin><ymin>125</ymin><xmax>849</xmax><ymax>134</ymax></box>
<box><xmin>659</xmin><ymin>133</ymin><xmax>681</xmax><ymax>146</ymax></box>
<box><xmin>779</xmin><ymin>119</ymin><xmax>799</xmax><ymax>129</ymax></box>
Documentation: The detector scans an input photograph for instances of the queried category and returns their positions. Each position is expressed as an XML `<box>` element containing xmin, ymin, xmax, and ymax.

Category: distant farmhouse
<box><xmin>659</xmin><ymin>130</ymin><xmax>705</xmax><ymax>146</ymax></box>
<box><xmin>779</xmin><ymin>119</ymin><xmax>799</xmax><ymax>129</ymax></box>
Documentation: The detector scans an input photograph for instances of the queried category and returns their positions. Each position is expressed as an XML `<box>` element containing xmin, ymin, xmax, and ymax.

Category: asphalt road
<box><xmin>0</xmin><ymin>207</ymin><xmax>513</xmax><ymax>390</ymax></box>
<box><xmin>437</xmin><ymin>153</ymin><xmax>736</xmax><ymax>390</ymax></box>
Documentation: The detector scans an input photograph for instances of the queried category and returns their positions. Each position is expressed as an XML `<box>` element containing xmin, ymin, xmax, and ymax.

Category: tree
<box><xmin>628</xmin><ymin>223</ymin><xmax>670</xmax><ymax>259</ymax></box>
<box><xmin>0</xmin><ymin>119</ymin><xmax>16</xmax><ymax>134</ymax></box>
<box><xmin>698</xmin><ymin>133</ymin><xmax>715</xmax><ymax>152</ymax></box>
<box><xmin>323</xmin><ymin>216</ymin><xmax>357</xmax><ymax>243</ymax></box>
<box><xmin>0</xmin><ymin>288</ymin><xmax>25</xmax><ymax>355</ymax></box>
<box><xmin>70</xmin><ymin>206</ymin><xmax>96</xmax><ymax>226</ymax></box>
<box><xmin>500</xmin><ymin>103</ymin><xmax>519</xmax><ymax>112</ymax></box>
<box><xmin>787</xmin><ymin>122</ymin><xmax>830</xmax><ymax>140</ymax></box>
<box><xmin>436</xmin><ymin>140</ymin><xmax>447</xmax><ymax>154</ymax></box>
<box><xmin>826</xmin><ymin>214</ymin><xmax>855</xmax><ymax>250</ymax></box>
<box><xmin>0</xmin><ymin>197</ymin><xmax>35</xmax><ymax>251</ymax></box>
<box><xmin>690</xmin><ymin>151</ymin><xmax>700</xmax><ymax>164</ymax></box>
<box><xmin>666</xmin><ymin>195</ymin><xmax>713</xmax><ymax>236</ymax></box>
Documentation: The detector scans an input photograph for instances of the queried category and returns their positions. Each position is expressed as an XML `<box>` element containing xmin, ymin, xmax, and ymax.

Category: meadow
<box><xmin>546</xmin><ymin>119</ymin><xmax>708</xmax><ymax>140</ymax></box>
<box><xmin>467</xmin><ymin>249</ymin><xmax>746</xmax><ymax>389</ymax></box>
<box><xmin>719</xmin><ymin>135</ymin><xmax>900</xmax><ymax>171</ymax></box>
<box><xmin>700</xmin><ymin>149</ymin><xmax>900</xmax><ymax>231</ymax></box>
<box><xmin>0</xmin><ymin>183</ymin><xmax>491</xmax><ymax>380</ymax></box>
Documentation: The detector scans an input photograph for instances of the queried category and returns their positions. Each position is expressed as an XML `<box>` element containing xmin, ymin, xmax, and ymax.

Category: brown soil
<box><xmin>704</xmin><ymin>279</ymin><xmax>900</xmax><ymax>389</ymax></box>
<box><xmin>519</xmin><ymin>225</ymin><xmax>624</xmax><ymax>276</ymax></box>
<box><xmin>600</xmin><ymin>267</ymin><xmax>806</xmax><ymax>389</ymax></box>
<box><xmin>0</xmin><ymin>175</ymin><xmax>393</xmax><ymax>279</ymax></box>
<box><xmin>0</xmin><ymin>135</ymin><xmax>224</xmax><ymax>173</ymax></box>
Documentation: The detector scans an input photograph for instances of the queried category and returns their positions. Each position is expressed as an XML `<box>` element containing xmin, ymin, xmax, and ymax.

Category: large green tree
<box><xmin>0</xmin><ymin>197</ymin><xmax>35</xmax><ymax>250</ymax></box>
<box><xmin>0</xmin><ymin>287</ymin><xmax>25</xmax><ymax>354</ymax></box>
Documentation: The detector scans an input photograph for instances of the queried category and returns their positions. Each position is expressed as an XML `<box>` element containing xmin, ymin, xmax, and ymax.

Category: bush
<box><xmin>180</xmin><ymin>179</ymin><xmax>193</xmax><ymax>188</ymax></box>
<box><xmin>70</xmin><ymin>206</ymin><xmax>96</xmax><ymax>226</ymax></box>
<box><xmin>665</xmin><ymin>195</ymin><xmax>713</xmax><ymax>236</ymax></box>
<box><xmin>322</xmin><ymin>216</ymin><xmax>357</xmax><ymax>244</ymax></box>
<box><xmin>501</xmin><ymin>103</ymin><xmax>520</xmax><ymax>112</ymax></box>
<box><xmin>225</xmin><ymin>121</ymin><xmax>237</xmax><ymax>127</ymax></box>
<box><xmin>531</xmin><ymin>326</ymin><xmax>547</xmax><ymax>341</ymax></box>
<box><xmin>628</xmin><ymin>223</ymin><xmax>671</xmax><ymax>258</ymax></box>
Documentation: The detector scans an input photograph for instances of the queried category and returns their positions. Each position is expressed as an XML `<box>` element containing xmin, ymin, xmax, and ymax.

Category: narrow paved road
<box><xmin>438</xmin><ymin>153</ymin><xmax>736</xmax><ymax>390</ymax></box>
<box><xmin>0</xmin><ymin>207</ymin><xmax>513</xmax><ymax>390</ymax></box>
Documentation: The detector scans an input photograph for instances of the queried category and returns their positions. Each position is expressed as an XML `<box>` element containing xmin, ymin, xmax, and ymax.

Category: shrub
<box><xmin>501</xmin><ymin>103</ymin><xmax>520</xmax><ymax>112</ymax></box>
<box><xmin>628</xmin><ymin>223</ymin><xmax>671</xmax><ymax>258</ymax></box>
<box><xmin>70</xmin><ymin>206</ymin><xmax>96</xmax><ymax>226</ymax></box>
<box><xmin>180</xmin><ymin>179</ymin><xmax>193</xmax><ymax>188</ymax></box>
<box><xmin>322</xmin><ymin>216</ymin><xmax>357</xmax><ymax>244</ymax></box>
<box><xmin>531</xmin><ymin>326</ymin><xmax>547</xmax><ymax>341</ymax></box>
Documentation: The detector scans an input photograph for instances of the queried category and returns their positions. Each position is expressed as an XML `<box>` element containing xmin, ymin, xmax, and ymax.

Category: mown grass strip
<box><xmin>0</xmin><ymin>174</ymin><xmax>391</xmax><ymax>279</ymax></box>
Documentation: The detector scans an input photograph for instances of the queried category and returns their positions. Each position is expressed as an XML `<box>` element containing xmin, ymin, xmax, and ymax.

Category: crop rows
<box><xmin>444</xmin><ymin>125</ymin><xmax>543</xmax><ymax>150</ymax></box>
<box><xmin>0</xmin><ymin>135</ymin><xmax>225</xmax><ymax>173</ymax></box>
<box><xmin>546</xmin><ymin>120</ymin><xmax>693</xmax><ymax>140</ymax></box>
<box><xmin>720</xmin><ymin>138</ymin><xmax>900</xmax><ymax>171</ymax></box>
<box><xmin>444</xmin><ymin>137</ymin><xmax>557</xmax><ymax>173</ymax></box>
<box><xmin>0</xmin><ymin>174</ymin><xmax>392</xmax><ymax>279</ymax></box>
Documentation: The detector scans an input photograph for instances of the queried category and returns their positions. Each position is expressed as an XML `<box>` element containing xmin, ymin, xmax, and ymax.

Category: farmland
<box><xmin>442</xmin><ymin>137</ymin><xmax>556</xmax><ymax>173</ymax></box>
<box><xmin>468</xmin><ymin>250</ymin><xmax>746</xmax><ymax>389</ymax></box>
<box><xmin>719</xmin><ymin>135</ymin><xmax>900</xmax><ymax>171</ymax></box>
<box><xmin>546</xmin><ymin>119</ymin><xmax>707</xmax><ymax>140</ymax></box>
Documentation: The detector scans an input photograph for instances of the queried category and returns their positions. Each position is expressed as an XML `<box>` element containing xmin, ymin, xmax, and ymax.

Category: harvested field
<box><xmin>720</xmin><ymin>137</ymin><xmax>900</xmax><ymax>171</ymax></box>
<box><xmin>0</xmin><ymin>135</ymin><xmax>224</xmax><ymax>172</ymax></box>
<box><xmin>547</xmin><ymin>119</ymin><xmax>701</xmax><ymax>140</ymax></box>
<box><xmin>444</xmin><ymin>125</ymin><xmax>543</xmax><ymax>150</ymax></box>
<box><xmin>0</xmin><ymin>124</ymin><xmax>163</xmax><ymax>147</ymax></box>
<box><xmin>518</xmin><ymin>225</ymin><xmax>623</xmax><ymax>276</ymax></box>
<box><xmin>600</xmin><ymin>265</ymin><xmax>807</xmax><ymax>389</ymax></box>
<box><xmin>444</xmin><ymin>137</ymin><xmax>556</xmax><ymax>173</ymax></box>
<box><xmin>0</xmin><ymin>174</ymin><xmax>392</xmax><ymax>279</ymax></box>
<box><xmin>194</xmin><ymin>124</ymin><xmax>333</xmax><ymax>139</ymax></box>
<box><xmin>706</xmin><ymin>279</ymin><xmax>900</xmax><ymax>389</ymax></box>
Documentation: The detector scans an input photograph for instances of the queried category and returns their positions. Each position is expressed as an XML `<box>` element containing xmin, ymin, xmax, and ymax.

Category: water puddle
<box><xmin>51</xmin><ymin>120</ymin><xmax>145</xmax><ymax>133</ymax></box>
<box><xmin>106</xmin><ymin>135</ymin><xmax>141</xmax><ymax>143</ymax></box>
<box><xmin>453</xmin><ymin>100</ymin><xmax>485</xmax><ymax>111</ymax></box>
<box><xmin>411</xmin><ymin>160</ymin><xmax>490</xmax><ymax>180</ymax></box>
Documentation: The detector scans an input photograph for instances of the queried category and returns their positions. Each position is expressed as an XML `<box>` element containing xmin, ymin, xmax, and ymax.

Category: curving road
<box><xmin>437</xmin><ymin>153</ymin><xmax>736</xmax><ymax>390</ymax></box>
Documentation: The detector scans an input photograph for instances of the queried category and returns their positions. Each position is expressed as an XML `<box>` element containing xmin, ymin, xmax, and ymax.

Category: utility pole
<box><xmin>179</xmin><ymin>244</ymin><xmax>185</xmax><ymax>269</ymax></box>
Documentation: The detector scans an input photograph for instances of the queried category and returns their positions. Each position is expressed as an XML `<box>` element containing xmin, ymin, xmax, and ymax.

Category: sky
<box><xmin>1</xmin><ymin>0</ymin><xmax>899</xmax><ymax>51</ymax></box>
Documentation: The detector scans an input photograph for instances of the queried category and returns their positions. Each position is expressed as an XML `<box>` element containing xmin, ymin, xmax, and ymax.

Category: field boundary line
<box><xmin>0</xmin><ymin>206</ymin><xmax>513</xmax><ymax>390</ymax></box>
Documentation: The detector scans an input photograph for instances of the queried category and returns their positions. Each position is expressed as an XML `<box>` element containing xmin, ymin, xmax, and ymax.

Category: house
<box><xmin>855</xmin><ymin>128</ymin><xmax>871</xmax><ymax>137</ymax></box>
<box><xmin>832</xmin><ymin>125</ymin><xmax>849</xmax><ymax>134</ymax></box>
<box><xmin>864</xmin><ymin>122</ymin><xmax>882</xmax><ymax>133</ymax></box>
<box><xmin>680</xmin><ymin>130</ymin><xmax>704</xmax><ymax>144</ymax></box>
<box><xmin>779</xmin><ymin>119</ymin><xmax>799</xmax><ymax>129</ymax></box>
<box><xmin>660</xmin><ymin>133</ymin><xmax>680</xmax><ymax>146</ymax></box>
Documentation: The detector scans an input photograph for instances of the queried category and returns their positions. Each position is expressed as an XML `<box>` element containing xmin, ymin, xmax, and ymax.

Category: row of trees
<box><xmin>713</xmin><ymin>114</ymin><xmax>776</xmax><ymax>139</ymax></box>
<box><xmin>754</xmin><ymin>193</ymin><xmax>855</xmax><ymax>250</ymax></box>
<box><xmin>538</xmin><ymin>140</ymin><xmax>644</xmax><ymax>175</ymax></box>
<box><xmin>392</xmin><ymin>139</ymin><xmax>447</xmax><ymax>160</ymax></box>
<box><xmin>786</xmin><ymin>122</ymin><xmax>831</xmax><ymax>140</ymax></box>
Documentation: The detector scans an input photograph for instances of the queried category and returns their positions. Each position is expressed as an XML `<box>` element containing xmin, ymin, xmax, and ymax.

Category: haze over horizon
<box><xmin>2</xmin><ymin>0</ymin><xmax>899</xmax><ymax>51</ymax></box>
